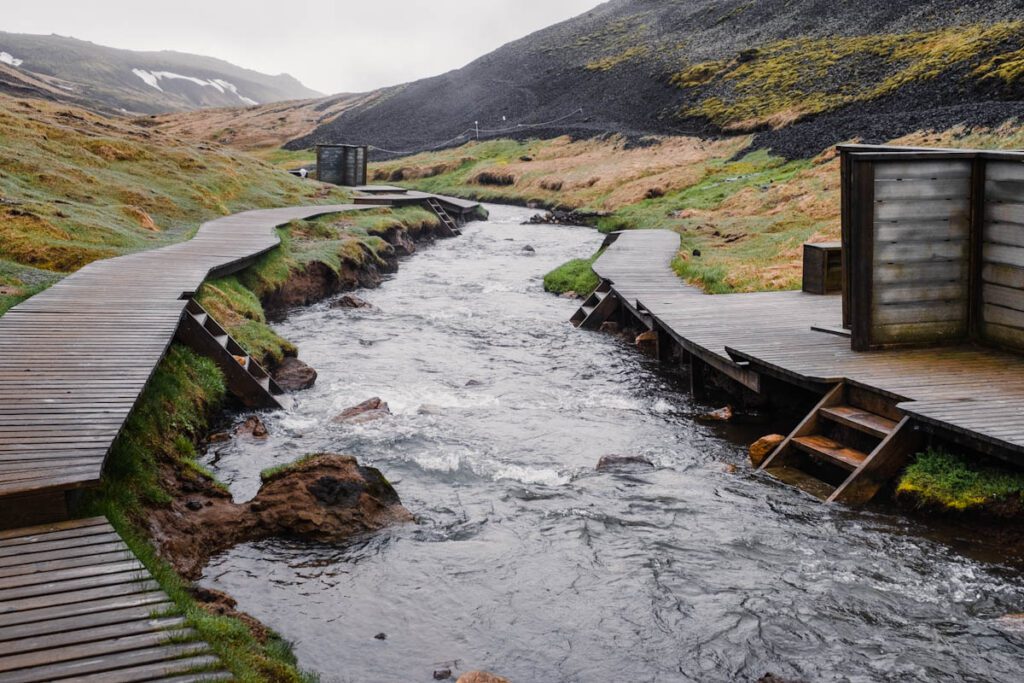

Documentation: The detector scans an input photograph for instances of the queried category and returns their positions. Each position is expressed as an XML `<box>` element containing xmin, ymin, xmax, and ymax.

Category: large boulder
<box><xmin>334</xmin><ymin>397</ymin><xmax>391</xmax><ymax>423</ymax></box>
<box><xmin>147</xmin><ymin>453</ymin><xmax>411</xmax><ymax>579</ymax></box>
<box><xmin>750</xmin><ymin>434</ymin><xmax>785</xmax><ymax>467</ymax></box>
<box><xmin>274</xmin><ymin>357</ymin><xmax>318</xmax><ymax>392</ymax></box>
<box><xmin>250</xmin><ymin>454</ymin><xmax>411</xmax><ymax>541</ymax></box>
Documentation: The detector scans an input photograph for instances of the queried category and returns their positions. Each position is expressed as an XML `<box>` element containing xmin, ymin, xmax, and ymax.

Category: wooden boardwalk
<box><xmin>0</xmin><ymin>517</ymin><xmax>230</xmax><ymax>681</ymax></box>
<box><xmin>594</xmin><ymin>230</ymin><xmax>1024</xmax><ymax>456</ymax></box>
<box><xmin>0</xmin><ymin>204</ymin><xmax>361</xmax><ymax>517</ymax></box>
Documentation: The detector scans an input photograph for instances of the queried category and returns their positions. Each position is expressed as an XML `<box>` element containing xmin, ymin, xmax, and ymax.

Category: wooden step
<box><xmin>820</xmin><ymin>405</ymin><xmax>897</xmax><ymax>438</ymax></box>
<box><xmin>765</xmin><ymin>466</ymin><xmax>837</xmax><ymax>501</ymax></box>
<box><xmin>792</xmin><ymin>435</ymin><xmax>867</xmax><ymax>471</ymax></box>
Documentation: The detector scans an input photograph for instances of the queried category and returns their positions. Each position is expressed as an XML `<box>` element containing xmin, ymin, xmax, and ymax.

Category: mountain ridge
<box><xmin>284</xmin><ymin>0</ymin><xmax>1024</xmax><ymax>158</ymax></box>
<box><xmin>0</xmin><ymin>31</ymin><xmax>321</xmax><ymax>114</ymax></box>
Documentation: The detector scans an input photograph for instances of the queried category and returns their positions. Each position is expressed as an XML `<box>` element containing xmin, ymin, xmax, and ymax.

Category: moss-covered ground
<box><xmin>897</xmin><ymin>448</ymin><xmax>1024</xmax><ymax>513</ymax></box>
<box><xmin>543</xmin><ymin>251</ymin><xmax>602</xmax><ymax>296</ymax></box>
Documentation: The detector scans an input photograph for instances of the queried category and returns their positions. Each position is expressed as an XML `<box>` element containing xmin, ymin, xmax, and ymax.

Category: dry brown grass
<box><xmin>143</xmin><ymin>92</ymin><xmax>377</xmax><ymax>150</ymax></box>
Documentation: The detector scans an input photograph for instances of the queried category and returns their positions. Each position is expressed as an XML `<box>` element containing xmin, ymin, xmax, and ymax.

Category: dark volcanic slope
<box><xmin>0</xmin><ymin>32</ymin><xmax>321</xmax><ymax>115</ymax></box>
<box><xmin>288</xmin><ymin>0</ymin><xmax>1024</xmax><ymax>157</ymax></box>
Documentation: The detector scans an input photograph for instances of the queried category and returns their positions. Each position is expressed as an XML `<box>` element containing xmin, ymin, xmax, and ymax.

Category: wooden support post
<box><xmin>657</xmin><ymin>325</ymin><xmax>673</xmax><ymax>362</ymax></box>
<box><xmin>689</xmin><ymin>354</ymin><xmax>707</xmax><ymax>399</ymax></box>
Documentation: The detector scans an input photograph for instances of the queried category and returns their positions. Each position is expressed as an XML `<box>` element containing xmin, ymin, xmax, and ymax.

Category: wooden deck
<box><xmin>594</xmin><ymin>230</ymin><xmax>1024</xmax><ymax>456</ymax></box>
<box><xmin>0</xmin><ymin>517</ymin><xmax>230</xmax><ymax>682</ymax></box>
<box><xmin>0</xmin><ymin>204</ymin><xmax>362</xmax><ymax>513</ymax></box>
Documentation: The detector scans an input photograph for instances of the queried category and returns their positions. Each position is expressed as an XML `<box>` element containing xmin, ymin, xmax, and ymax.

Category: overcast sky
<box><xmin>3</xmin><ymin>0</ymin><xmax>606</xmax><ymax>93</ymax></box>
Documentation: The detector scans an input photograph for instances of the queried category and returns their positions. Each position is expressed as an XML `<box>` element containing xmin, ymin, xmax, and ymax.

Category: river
<box><xmin>200</xmin><ymin>204</ymin><xmax>1024</xmax><ymax>682</ymax></box>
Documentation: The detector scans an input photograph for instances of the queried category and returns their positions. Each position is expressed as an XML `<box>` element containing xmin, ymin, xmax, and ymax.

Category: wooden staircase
<box><xmin>175</xmin><ymin>300</ymin><xmax>291</xmax><ymax>410</ymax></box>
<box><xmin>570</xmin><ymin>280</ymin><xmax>618</xmax><ymax>330</ymax></box>
<box><xmin>425</xmin><ymin>198</ymin><xmax>462</xmax><ymax>237</ymax></box>
<box><xmin>759</xmin><ymin>383</ymin><xmax>923</xmax><ymax>504</ymax></box>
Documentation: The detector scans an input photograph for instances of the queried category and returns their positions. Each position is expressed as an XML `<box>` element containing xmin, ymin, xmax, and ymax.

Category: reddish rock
<box><xmin>457</xmin><ymin>673</ymin><xmax>510</xmax><ymax>683</ymax></box>
<box><xmin>635</xmin><ymin>329</ymin><xmax>658</xmax><ymax>356</ymax></box>
<box><xmin>335</xmin><ymin>397</ymin><xmax>391</xmax><ymax>424</ymax></box>
<box><xmin>750</xmin><ymin>434</ymin><xmax>785</xmax><ymax>467</ymax></box>
<box><xmin>701</xmin><ymin>405</ymin><xmax>734</xmax><ymax>422</ymax></box>
<box><xmin>274</xmin><ymin>357</ymin><xmax>318</xmax><ymax>392</ymax></box>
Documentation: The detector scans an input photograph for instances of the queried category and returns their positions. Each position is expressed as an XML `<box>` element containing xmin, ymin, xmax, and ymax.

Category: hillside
<box><xmin>0</xmin><ymin>93</ymin><xmax>348</xmax><ymax>315</ymax></box>
<box><xmin>285</xmin><ymin>0</ymin><xmax>1024</xmax><ymax>158</ymax></box>
<box><xmin>0</xmin><ymin>32</ymin><xmax>321</xmax><ymax>114</ymax></box>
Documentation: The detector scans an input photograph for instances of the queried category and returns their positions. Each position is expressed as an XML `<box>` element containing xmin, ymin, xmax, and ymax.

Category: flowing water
<box><xmin>200</xmin><ymin>205</ymin><xmax>1024</xmax><ymax>682</ymax></box>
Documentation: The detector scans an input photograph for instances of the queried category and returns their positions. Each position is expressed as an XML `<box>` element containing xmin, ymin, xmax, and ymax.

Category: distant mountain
<box><xmin>285</xmin><ymin>0</ymin><xmax>1024</xmax><ymax>158</ymax></box>
<box><xmin>0</xmin><ymin>32</ymin><xmax>321</xmax><ymax>114</ymax></box>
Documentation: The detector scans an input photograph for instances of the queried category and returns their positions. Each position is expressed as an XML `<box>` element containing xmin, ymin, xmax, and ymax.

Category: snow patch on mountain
<box><xmin>0</xmin><ymin>51</ymin><xmax>23</xmax><ymax>67</ymax></box>
<box><xmin>131</xmin><ymin>69</ymin><xmax>259</xmax><ymax>105</ymax></box>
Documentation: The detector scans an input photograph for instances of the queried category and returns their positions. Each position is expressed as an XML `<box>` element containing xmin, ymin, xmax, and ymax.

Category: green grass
<box><xmin>897</xmin><ymin>448</ymin><xmax>1024</xmax><ymax>511</ymax></box>
<box><xmin>543</xmin><ymin>251</ymin><xmax>601</xmax><ymax>296</ymax></box>
<box><xmin>259</xmin><ymin>454</ymin><xmax>320</xmax><ymax>483</ymax></box>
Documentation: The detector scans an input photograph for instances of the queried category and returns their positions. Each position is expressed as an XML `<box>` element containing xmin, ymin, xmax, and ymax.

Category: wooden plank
<box><xmin>984</xmin><ymin>243</ymin><xmax>1024</xmax><ymax>268</ymax></box>
<box><xmin>792</xmin><ymin>435</ymin><xmax>868</xmax><ymax>470</ymax></box>
<box><xmin>0</xmin><ymin>636</ymin><xmax>207</xmax><ymax>682</ymax></box>
<box><xmin>874</xmin><ymin>177</ymin><xmax>969</xmax><ymax>201</ymax></box>
<box><xmin>873</xmin><ymin>161</ymin><xmax>973</xmax><ymax>180</ymax></box>
<box><xmin>983</xmin><ymin>283</ymin><xmax>1024</xmax><ymax>312</ymax></box>
<box><xmin>874</xmin><ymin>240</ymin><xmax>968</xmax><ymax>264</ymax></box>
<box><xmin>874</xmin><ymin>198</ymin><xmax>969</xmax><ymax>222</ymax></box>
<box><xmin>63</xmin><ymin>656</ymin><xmax>227</xmax><ymax>683</ymax></box>
<box><xmin>819</xmin><ymin>405</ymin><xmax>897</xmax><ymax>438</ymax></box>
<box><xmin>0</xmin><ymin>588</ymin><xmax>165</xmax><ymax>628</ymax></box>
<box><xmin>0</xmin><ymin>602</ymin><xmax>174</xmax><ymax>643</ymax></box>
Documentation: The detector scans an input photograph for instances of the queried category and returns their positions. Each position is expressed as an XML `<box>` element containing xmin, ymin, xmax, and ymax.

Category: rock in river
<box><xmin>457</xmin><ymin>673</ymin><xmax>510</xmax><ymax>683</ymax></box>
<box><xmin>335</xmin><ymin>397</ymin><xmax>392</xmax><ymax>423</ymax></box>
<box><xmin>596</xmin><ymin>454</ymin><xmax>655</xmax><ymax>471</ymax></box>
<box><xmin>146</xmin><ymin>454</ymin><xmax>412</xmax><ymax>579</ymax></box>
<box><xmin>700</xmin><ymin>405</ymin><xmax>734</xmax><ymax>422</ymax></box>
<box><xmin>274</xmin><ymin>357</ymin><xmax>318</xmax><ymax>391</ymax></box>
<box><xmin>749</xmin><ymin>434</ymin><xmax>785</xmax><ymax>467</ymax></box>
<box><xmin>331</xmin><ymin>293</ymin><xmax>374</xmax><ymax>309</ymax></box>
<box><xmin>235</xmin><ymin>415</ymin><xmax>268</xmax><ymax>438</ymax></box>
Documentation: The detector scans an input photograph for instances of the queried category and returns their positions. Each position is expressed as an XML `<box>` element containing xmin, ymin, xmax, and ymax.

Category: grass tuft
<box><xmin>543</xmin><ymin>251</ymin><xmax>602</xmax><ymax>296</ymax></box>
<box><xmin>897</xmin><ymin>448</ymin><xmax>1024</xmax><ymax>511</ymax></box>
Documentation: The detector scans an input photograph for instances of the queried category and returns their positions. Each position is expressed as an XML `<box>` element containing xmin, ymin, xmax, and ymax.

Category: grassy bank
<box><xmin>0</xmin><ymin>93</ymin><xmax>350</xmax><ymax>316</ymax></box>
<box><xmin>543</xmin><ymin>250</ymin><xmax>602</xmax><ymax>296</ymax></box>
<box><xmin>197</xmin><ymin>205</ymin><xmax>439</xmax><ymax>366</ymax></box>
<box><xmin>79</xmin><ymin>345</ymin><xmax>317</xmax><ymax>682</ymax></box>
